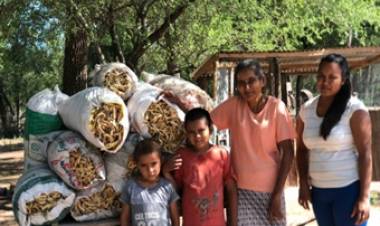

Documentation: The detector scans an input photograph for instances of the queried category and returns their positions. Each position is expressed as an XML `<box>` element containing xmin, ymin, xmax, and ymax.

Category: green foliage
<box><xmin>1</xmin><ymin>0</ymin><xmax>380</xmax><ymax>136</ymax></box>
<box><xmin>0</xmin><ymin>0</ymin><xmax>63</xmax><ymax>136</ymax></box>
<box><xmin>141</xmin><ymin>0</ymin><xmax>380</xmax><ymax>79</ymax></box>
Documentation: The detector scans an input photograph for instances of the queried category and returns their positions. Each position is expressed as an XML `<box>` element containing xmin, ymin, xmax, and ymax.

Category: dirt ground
<box><xmin>0</xmin><ymin>139</ymin><xmax>379</xmax><ymax>226</ymax></box>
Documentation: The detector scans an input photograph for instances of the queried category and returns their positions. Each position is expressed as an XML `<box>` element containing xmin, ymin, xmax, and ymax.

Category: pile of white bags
<box><xmin>24</xmin><ymin>86</ymin><xmax>68</xmax><ymax>170</ymax></box>
<box><xmin>15</xmin><ymin>63</ymin><xmax>214</xmax><ymax>224</ymax></box>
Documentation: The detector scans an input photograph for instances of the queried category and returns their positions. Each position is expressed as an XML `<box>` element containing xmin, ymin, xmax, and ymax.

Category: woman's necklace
<box><xmin>250</xmin><ymin>95</ymin><xmax>267</xmax><ymax>114</ymax></box>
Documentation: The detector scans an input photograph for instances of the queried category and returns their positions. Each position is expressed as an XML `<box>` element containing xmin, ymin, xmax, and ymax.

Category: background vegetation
<box><xmin>1</xmin><ymin>0</ymin><xmax>380</xmax><ymax>137</ymax></box>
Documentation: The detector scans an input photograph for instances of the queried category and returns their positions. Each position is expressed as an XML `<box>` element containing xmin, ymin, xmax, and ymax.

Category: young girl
<box><xmin>120</xmin><ymin>138</ymin><xmax>180</xmax><ymax>226</ymax></box>
<box><xmin>163</xmin><ymin>108</ymin><xmax>237</xmax><ymax>226</ymax></box>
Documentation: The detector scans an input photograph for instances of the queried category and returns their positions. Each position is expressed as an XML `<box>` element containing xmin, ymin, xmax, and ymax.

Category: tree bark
<box><xmin>62</xmin><ymin>29</ymin><xmax>88</xmax><ymax>95</ymax></box>
<box><xmin>0</xmin><ymin>81</ymin><xmax>14</xmax><ymax>137</ymax></box>
<box><xmin>108</xmin><ymin>4</ymin><xmax>125</xmax><ymax>63</ymax></box>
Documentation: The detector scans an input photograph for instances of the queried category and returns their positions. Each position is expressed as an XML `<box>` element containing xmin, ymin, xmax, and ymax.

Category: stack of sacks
<box><xmin>15</xmin><ymin>63</ymin><xmax>212</xmax><ymax>224</ymax></box>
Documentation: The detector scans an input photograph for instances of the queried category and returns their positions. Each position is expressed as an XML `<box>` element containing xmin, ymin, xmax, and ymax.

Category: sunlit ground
<box><xmin>0</xmin><ymin>139</ymin><xmax>379</xmax><ymax>226</ymax></box>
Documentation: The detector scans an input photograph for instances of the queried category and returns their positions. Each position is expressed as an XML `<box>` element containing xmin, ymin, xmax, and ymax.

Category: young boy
<box><xmin>163</xmin><ymin>108</ymin><xmax>237</xmax><ymax>226</ymax></box>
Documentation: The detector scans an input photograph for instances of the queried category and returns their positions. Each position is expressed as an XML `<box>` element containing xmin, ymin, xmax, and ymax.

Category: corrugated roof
<box><xmin>192</xmin><ymin>46</ymin><xmax>380</xmax><ymax>79</ymax></box>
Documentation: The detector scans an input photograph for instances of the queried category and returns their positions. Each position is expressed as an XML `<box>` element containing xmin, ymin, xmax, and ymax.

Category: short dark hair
<box><xmin>235</xmin><ymin>60</ymin><xmax>264</xmax><ymax>78</ymax></box>
<box><xmin>184</xmin><ymin>108</ymin><xmax>212</xmax><ymax>130</ymax></box>
<box><xmin>234</xmin><ymin>60</ymin><xmax>265</xmax><ymax>95</ymax></box>
<box><xmin>318</xmin><ymin>53</ymin><xmax>352</xmax><ymax>139</ymax></box>
<box><xmin>133</xmin><ymin>138</ymin><xmax>162</xmax><ymax>162</ymax></box>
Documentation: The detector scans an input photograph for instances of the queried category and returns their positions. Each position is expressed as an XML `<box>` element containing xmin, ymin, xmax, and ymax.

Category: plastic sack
<box><xmin>23</xmin><ymin>131</ymin><xmax>64</xmax><ymax>171</ymax></box>
<box><xmin>150</xmin><ymin>75</ymin><xmax>214</xmax><ymax>111</ymax></box>
<box><xmin>70</xmin><ymin>182</ymin><xmax>122</xmax><ymax>221</ymax></box>
<box><xmin>89</xmin><ymin>63</ymin><xmax>138</xmax><ymax>100</ymax></box>
<box><xmin>25</xmin><ymin>85</ymin><xmax>68</xmax><ymax>136</ymax></box>
<box><xmin>140</xmin><ymin>71</ymin><xmax>179</xmax><ymax>83</ymax></box>
<box><xmin>58</xmin><ymin>87</ymin><xmax>129</xmax><ymax>153</ymax></box>
<box><xmin>70</xmin><ymin>133</ymin><xmax>142</xmax><ymax>221</ymax></box>
<box><xmin>24</xmin><ymin>86</ymin><xmax>68</xmax><ymax>171</ymax></box>
<box><xmin>127</xmin><ymin>83</ymin><xmax>185</xmax><ymax>153</ymax></box>
<box><xmin>47</xmin><ymin>131</ymin><xmax>106</xmax><ymax>190</ymax></box>
<box><xmin>105</xmin><ymin>133</ymin><xmax>142</xmax><ymax>180</ymax></box>
<box><xmin>12</xmin><ymin>167</ymin><xmax>75</xmax><ymax>226</ymax></box>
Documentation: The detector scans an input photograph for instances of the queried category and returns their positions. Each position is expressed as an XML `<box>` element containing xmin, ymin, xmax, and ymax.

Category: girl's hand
<box><xmin>351</xmin><ymin>198</ymin><xmax>370</xmax><ymax>225</ymax></box>
<box><xmin>162</xmin><ymin>154</ymin><xmax>182</xmax><ymax>178</ymax></box>
<box><xmin>298</xmin><ymin>183</ymin><xmax>311</xmax><ymax>210</ymax></box>
<box><xmin>269</xmin><ymin>192</ymin><xmax>284</xmax><ymax>222</ymax></box>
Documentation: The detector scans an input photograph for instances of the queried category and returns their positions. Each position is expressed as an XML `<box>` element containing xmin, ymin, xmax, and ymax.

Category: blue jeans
<box><xmin>311</xmin><ymin>181</ymin><xmax>367</xmax><ymax>226</ymax></box>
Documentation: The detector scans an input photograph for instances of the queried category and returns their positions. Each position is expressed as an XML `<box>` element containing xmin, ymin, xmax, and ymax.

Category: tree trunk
<box><xmin>62</xmin><ymin>29</ymin><xmax>88</xmax><ymax>95</ymax></box>
<box><xmin>16</xmin><ymin>91</ymin><xmax>20</xmax><ymax>136</ymax></box>
<box><xmin>0</xmin><ymin>81</ymin><xmax>14</xmax><ymax>137</ymax></box>
<box><xmin>108</xmin><ymin>5</ymin><xmax>125</xmax><ymax>63</ymax></box>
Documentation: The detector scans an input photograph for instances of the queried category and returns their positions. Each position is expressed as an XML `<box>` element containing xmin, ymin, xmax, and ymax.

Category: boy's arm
<box><xmin>120</xmin><ymin>204</ymin><xmax>131</xmax><ymax>226</ymax></box>
<box><xmin>162</xmin><ymin>154</ymin><xmax>182</xmax><ymax>190</ymax></box>
<box><xmin>169</xmin><ymin>200</ymin><xmax>180</xmax><ymax>226</ymax></box>
<box><xmin>225</xmin><ymin>178</ymin><xmax>237</xmax><ymax>226</ymax></box>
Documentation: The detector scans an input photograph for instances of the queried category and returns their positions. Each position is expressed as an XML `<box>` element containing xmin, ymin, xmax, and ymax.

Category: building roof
<box><xmin>192</xmin><ymin>46</ymin><xmax>380</xmax><ymax>79</ymax></box>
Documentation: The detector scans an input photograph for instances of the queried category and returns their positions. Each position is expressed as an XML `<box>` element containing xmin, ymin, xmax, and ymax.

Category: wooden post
<box><xmin>229</xmin><ymin>67</ymin><xmax>235</xmax><ymax>97</ymax></box>
<box><xmin>369</xmin><ymin>108</ymin><xmax>380</xmax><ymax>181</ymax></box>
<box><xmin>271</xmin><ymin>58</ymin><xmax>280</xmax><ymax>98</ymax></box>
<box><xmin>213</xmin><ymin>60</ymin><xmax>220</xmax><ymax>102</ymax></box>
<box><xmin>281</xmin><ymin>73</ymin><xmax>287</xmax><ymax>106</ymax></box>
<box><xmin>295</xmin><ymin>75</ymin><xmax>303</xmax><ymax>115</ymax></box>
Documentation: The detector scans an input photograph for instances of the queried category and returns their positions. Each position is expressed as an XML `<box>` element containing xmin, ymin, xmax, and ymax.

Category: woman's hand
<box><xmin>351</xmin><ymin>198</ymin><xmax>370</xmax><ymax>225</ymax></box>
<box><xmin>298</xmin><ymin>183</ymin><xmax>311</xmax><ymax>210</ymax></box>
<box><xmin>269</xmin><ymin>192</ymin><xmax>284</xmax><ymax>222</ymax></box>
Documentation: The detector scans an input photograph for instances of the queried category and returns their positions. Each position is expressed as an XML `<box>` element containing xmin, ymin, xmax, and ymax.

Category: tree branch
<box><xmin>0</xmin><ymin>80</ymin><xmax>14</xmax><ymax>115</ymax></box>
<box><xmin>126</xmin><ymin>0</ymin><xmax>194</xmax><ymax>68</ymax></box>
<box><xmin>114</xmin><ymin>2</ymin><xmax>133</xmax><ymax>12</ymax></box>
<box><xmin>147</xmin><ymin>1</ymin><xmax>193</xmax><ymax>46</ymax></box>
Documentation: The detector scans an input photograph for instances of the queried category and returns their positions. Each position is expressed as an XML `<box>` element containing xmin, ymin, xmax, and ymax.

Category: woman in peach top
<box><xmin>211</xmin><ymin>60</ymin><xmax>296</xmax><ymax>226</ymax></box>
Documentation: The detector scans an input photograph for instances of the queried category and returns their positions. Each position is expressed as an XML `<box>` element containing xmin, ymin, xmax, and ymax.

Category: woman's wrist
<box><xmin>358</xmin><ymin>193</ymin><xmax>370</xmax><ymax>202</ymax></box>
<box><xmin>299</xmin><ymin>179</ymin><xmax>310</xmax><ymax>189</ymax></box>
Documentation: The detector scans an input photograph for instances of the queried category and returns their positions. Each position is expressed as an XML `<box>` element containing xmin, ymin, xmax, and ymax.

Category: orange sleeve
<box><xmin>210</xmin><ymin>97</ymin><xmax>236</xmax><ymax>130</ymax></box>
<box><xmin>221</xmin><ymin>148</ymin><xmax>236</xmax><ymax>182</ymax></box>
<box><xmin>275</xmin><ymin>100</ymin><xmax>296</xmax><ymax>143</ymax></box>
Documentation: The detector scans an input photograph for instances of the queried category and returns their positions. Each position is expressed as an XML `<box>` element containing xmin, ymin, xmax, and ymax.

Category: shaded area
<box><xmin>0</xmin><ymin>139</ymin><xmax>379</xmax><ymax>226</ymax></box>
<box><xmin>0</xmin><ymin>141</ymin><xmax>23</xmax><ymax>226</ymax></box>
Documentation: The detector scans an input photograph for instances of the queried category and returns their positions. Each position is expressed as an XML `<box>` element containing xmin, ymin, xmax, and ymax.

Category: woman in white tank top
<box><xmin>296</xmin><ymin>54</ymin><xmax>372</xmax><ymax>226</ymax></box>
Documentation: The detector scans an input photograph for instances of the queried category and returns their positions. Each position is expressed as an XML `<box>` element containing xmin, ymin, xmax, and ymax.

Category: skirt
<box><xmin>237</xmin><ymin>188</ymin><xmax>286</xmax><ymax>226</ymax></box>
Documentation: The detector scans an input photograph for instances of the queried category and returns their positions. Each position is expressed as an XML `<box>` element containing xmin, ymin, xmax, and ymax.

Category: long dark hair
<box><xmin>319</xmin><ymin>54</ymin><xmax>352</xmax><ymax>140</ymax></box>
<box><xmin>234</xmin><ymin>59</ymin><xmax>265</xmax><ymax>96</ymax></box>
<box><xmin>133</xmin><ymin>138</ymin><xmax>162</xmax><ymax>163</ymax></box>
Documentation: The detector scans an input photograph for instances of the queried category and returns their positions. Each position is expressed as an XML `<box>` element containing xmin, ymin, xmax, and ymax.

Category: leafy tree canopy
<box><xmin>0</xmin><ymin>0</ymin><xmax>379</xmax><ymax>136</ymax></box>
